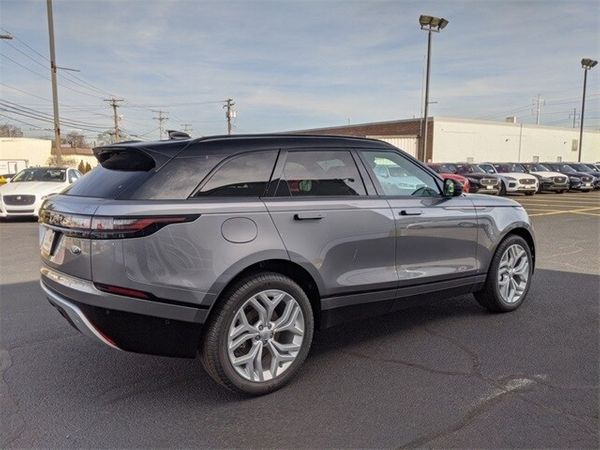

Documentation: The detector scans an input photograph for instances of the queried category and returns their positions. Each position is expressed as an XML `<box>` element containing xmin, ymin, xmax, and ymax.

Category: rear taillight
<box><xmin>90</xmin><ymin>216</ymin><xmax>197</xmax><ymax>239</ymax></box>
<box><xmin>39</xmin><ymin>210</ymin><xmax>198</xmax><ymax>239</ymax></box>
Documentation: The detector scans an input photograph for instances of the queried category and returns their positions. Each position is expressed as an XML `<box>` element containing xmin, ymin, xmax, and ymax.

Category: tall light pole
<box><xmin>578</xmin><ymin>58</ymin><xmax>597</xmax><ymax>162</ymax></box>
<box><xmin>418</xmin><ymin>15</ymin><xmax>448</xmax><ymax>162</ymax></box>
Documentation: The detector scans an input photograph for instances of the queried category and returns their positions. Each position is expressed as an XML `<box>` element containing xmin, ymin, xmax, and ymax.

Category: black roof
<box><xmin>96</xmin><ymin>133</ymin><xmax>394</xmax><ymax>152</ymax></box>
<box><xmin>93</xmin><ymin>134</ymin><xmax>397</xmax><ymax>168</ymax></box>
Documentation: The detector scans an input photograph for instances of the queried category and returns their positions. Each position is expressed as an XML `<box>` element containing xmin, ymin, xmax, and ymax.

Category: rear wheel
<box><xmin>201</xmin><ymin>272</ymin><xmax>314</xmax><ymax>395</ymax></box>
<box><xmin>475</xmin><ymin>235</ymin><xmax>532</xmax><ymax>313</ymax></box>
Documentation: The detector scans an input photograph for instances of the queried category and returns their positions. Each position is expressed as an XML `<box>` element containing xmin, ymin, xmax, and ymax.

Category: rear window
<box><xmin>63</xmin><ymin>150</ymin><xmax>154</xmax><ymax>199</ymax></box>
<box><xmin>63</xmin><ymin>166</ymin><xmax>153</xmax><ymax>199</ymax></box>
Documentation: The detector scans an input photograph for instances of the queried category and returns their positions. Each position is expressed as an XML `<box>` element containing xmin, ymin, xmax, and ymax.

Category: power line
<box><xmin>1</xmin><ymin>28</ymin><xmax>118</xmax><ymax>98</ymax></box>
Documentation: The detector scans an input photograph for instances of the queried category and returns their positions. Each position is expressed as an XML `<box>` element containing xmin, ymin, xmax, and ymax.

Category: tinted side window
<box><xmin>361</xmin><ymin>151</ymin><xmax>440</xmax><ymax>197</ymax></box>
<box><xmin>193</xmin><ymin>150</ymin><xmax>278</xmax><ymax>197</ymax></box>
<box><xmin>275</xmin><ymin>150</ymin><xmax>366</xmax><ymax>197</ymax></box>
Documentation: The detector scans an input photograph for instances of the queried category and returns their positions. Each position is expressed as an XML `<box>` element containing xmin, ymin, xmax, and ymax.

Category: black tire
<box><xmin>525</xmin><ymin>191</ymin><xmax>535</xmax><ymax>196</ymax></box>
<box><xmin>474</xmin><ymin>235</ymin><xmax>533</xmax><ymax>313</ymax></box>
<box><xmin>201</xmin><ymin>272</ymin><xmax>314</xmax><ymax>396</ymax></box>
<box><xmin>557</xmin><ymin>190</ymin><xmax>566</xmax><ymax>194</ymax></box>
<box><xmin>500</xmin><ymin>182</ymin><xmax>507</xmax><ymax>196</ymax></box>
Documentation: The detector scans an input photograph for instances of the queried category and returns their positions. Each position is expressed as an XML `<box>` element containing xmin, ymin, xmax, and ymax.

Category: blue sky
<box><xmin>1</xmin><ymin>0</ymin><xmax>599</xmax><ymax>141</ymax></box>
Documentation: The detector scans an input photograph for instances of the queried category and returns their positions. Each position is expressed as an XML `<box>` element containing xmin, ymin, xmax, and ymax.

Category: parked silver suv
<box><xmin>39</xmin><ymin>134</ymin><xmax>535</xmax><ymax>395</ymax></box>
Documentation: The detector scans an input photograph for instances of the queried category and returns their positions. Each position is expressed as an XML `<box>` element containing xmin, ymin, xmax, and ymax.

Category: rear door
<box><xmin>358</xmin><ymin>150</ymin><xmax>479</xmax><ymax>287</ymax></box>
<box><xmin>264</xmin><ymin>148</ymin><xmax>398</xmax><ymax>302</ymax></box>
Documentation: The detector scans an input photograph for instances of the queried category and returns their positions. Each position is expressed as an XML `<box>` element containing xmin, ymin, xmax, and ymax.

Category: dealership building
<box><xmin>294</xmin><ymin>116</ymin><xmax>600</xmax><ymax>163</ymax></box>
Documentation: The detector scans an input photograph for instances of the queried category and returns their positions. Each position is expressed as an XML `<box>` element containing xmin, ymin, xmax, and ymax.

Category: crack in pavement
<box><xmin>0</xmin><ymin>349</ymin><xmax>26</xmax><ymax>448</ymax></box>
<box><xmin>341</xmin><ymin>328</ymin><xmax>599</xmax><ymax>448</ymax></box>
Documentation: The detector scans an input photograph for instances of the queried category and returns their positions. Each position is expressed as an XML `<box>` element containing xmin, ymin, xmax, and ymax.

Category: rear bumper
<box><xmin>41</xmin><ymin>267</ymin><xmax>206</xmax><ymax>357</ymax></box>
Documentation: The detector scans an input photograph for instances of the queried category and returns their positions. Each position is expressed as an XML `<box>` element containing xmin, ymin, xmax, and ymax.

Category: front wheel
<box><xmin>525</xmin><ymin>191</ymin><xmax>535</xmax><ymax>196</ymax></box>
<box><xmin>475</xmin><ymin>235</ymin><xmax>533</xmax><ymax>313</ymax></box>
<box><xmin>499</xmin><ymin>182</ymin><xmax>507</xmax><ymax>196</ymax></box>
<box><xmin>201</xmin><ymin>272</ymin><xmax>314</xmax><ymax>395</ymax></box>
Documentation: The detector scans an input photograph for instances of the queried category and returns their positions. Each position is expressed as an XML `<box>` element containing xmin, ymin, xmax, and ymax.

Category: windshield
<box><xmin>554</xmin><ymin>164</ymin><xmax>575</xmax><ymax>173</ymax></box>
<box><xmin>457</xmin><ymin>164</ymin><xmax>485</xmax><ymax>174</ymax></box>
<box><xmin>528</xmin><ymin>163</ymin><xmax>550</xmax><ymax>171</ymax></box>
<box><xmin>11</xmin><ymin>168</ymin><xmax>66</xmax><ymax>182</ymax></box>
<box><xmin>494</xmin><ymin>164</ymin><xmax>526</xmax><ymax>173</ymax></box>
<box><xmin>434</xmin><ymin>164</ymin><xmax>456</xmax><ymax>173</ymax></box>
<box><xmin>569</xmin><ymin>163</ymin><xmax>592</xmax><ymax>172</ymax></box>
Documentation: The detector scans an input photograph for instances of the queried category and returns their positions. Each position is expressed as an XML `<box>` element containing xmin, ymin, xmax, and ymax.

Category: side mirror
<box><xmin>443</xmin><ymin>178</ymin><xmax>463</xmax><ymax>197</ymax></box>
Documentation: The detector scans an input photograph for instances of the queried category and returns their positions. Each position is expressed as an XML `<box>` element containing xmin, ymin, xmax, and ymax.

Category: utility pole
<box><xmin>224</xmin><ymin>98</ymin><xmax>236</xmax><ymax>135</ymax></box>
<box><xmin>46</xmin><ymin>0</ymin><xmax>61</xmax><ymax>165</ymax></box>
<box><xmin>104</xmin><ymin>98</ymin><xmax>124</xmax><ymax>142</ymax></box>
<box><xmin>152</xmin><ymin>110</ymin><xmax>168</xmax><ymax>139</ymax></box>
<box><xmin>533</xmin><ymin>94</ymin><xmax>545</xmax><ymax>125</ymax></box>
<box><xmin>181</xmin><ymin>123</ymin><xmax>193</xmax><ymax>134</ymax></box>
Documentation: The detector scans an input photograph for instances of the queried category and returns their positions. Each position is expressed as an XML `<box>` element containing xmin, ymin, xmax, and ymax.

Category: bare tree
<box><xmin>0</xmin><ymin>124</ymin><xmax>24</xmax><ymax>137</ymax></box>
<box><xmin>65</xmin><ymin>131</ymin><xmax>89</xmax><ymax>148</ymax></box>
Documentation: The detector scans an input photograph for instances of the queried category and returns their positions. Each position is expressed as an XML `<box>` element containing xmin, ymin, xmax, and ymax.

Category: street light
<box><xmin>578</xmin><ymin>58</ymin><xmax>598</xmax><ymax>162</ymax></box>
<box><xmin>419</xmin><ymin>15</ymin><xmax>448</xmax><ymax>162</ymax></box>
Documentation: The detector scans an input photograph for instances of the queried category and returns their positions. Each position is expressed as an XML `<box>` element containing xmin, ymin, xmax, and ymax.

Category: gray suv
<box><xmin>39</xmin><ymin>134</ymin><xmax>535</xmax><ymax>395</ymax></box>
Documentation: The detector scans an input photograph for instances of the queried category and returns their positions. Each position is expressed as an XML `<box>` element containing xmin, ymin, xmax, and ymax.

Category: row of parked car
<box><xmin>427</xmin><ymin>162</ymin><xmax>600</xmax><ymax>196</ymax></box>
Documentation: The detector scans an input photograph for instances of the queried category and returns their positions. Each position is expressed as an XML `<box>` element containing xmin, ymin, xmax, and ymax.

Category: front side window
<box><xmin>275</xmin><ymin>150</ymin><xmax>365</xmax><ymax>197</ymax></box>
<box><xmin>194</xmin><ymin>150</ymin><xmax>278</xmax><ymax>197</ymax></box>
<box><xmin>361</xmin><ymin>151</ymin><xmax>440</xmax><ymax>197</ymax></box>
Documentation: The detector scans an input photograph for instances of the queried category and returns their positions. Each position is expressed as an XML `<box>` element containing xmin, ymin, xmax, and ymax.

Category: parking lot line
<box><xmin>516</xmin><ymin>198</ymin><xmax>600</xmax><ymax>204</ymax></box>
<box><xmin>528</xmin><ymin>206</ymin><xmax>600</xmax><ymax>217</ymax></box>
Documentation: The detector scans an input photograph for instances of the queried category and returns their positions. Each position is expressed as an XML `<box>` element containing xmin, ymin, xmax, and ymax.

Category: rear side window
<box><xmin>275</xmin><ymin>150</ymin><xmax>366</xmax><ymax>197</ymax></box>
<box><xmin>192</xmin><ymin>151</ymin><xmax>278</xmax><ymax>197</ymax></box>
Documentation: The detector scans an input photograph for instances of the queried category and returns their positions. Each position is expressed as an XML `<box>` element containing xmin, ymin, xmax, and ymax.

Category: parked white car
<box><xmin>0</xmin><ymin>167</ymin><xmax>82</xmax><ymax>218</ymax></box>
<box><xmin>479</xmin><ymin>163</ymin><xmax>539</xmax><ymax>195</ymax></box>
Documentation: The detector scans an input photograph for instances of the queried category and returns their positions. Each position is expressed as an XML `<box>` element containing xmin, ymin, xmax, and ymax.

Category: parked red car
<box><xmin>428</xmin><ymin>163</ymin><xmax>471</xmax><ymax>192</ymax></box>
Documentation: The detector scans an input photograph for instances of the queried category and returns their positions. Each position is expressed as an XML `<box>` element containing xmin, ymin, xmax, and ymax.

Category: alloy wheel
<box><xmin>227</xmin><ymin>289</ymin><xmax>305</xmax><ymax>382</ymax></box>
<box><xmin>497</xmin><ymin>243</ymin><xmax>530</xmax><ymax>303</ymax></box>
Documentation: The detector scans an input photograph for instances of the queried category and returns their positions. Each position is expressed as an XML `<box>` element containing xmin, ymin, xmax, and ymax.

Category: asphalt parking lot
<box><xmin>1</xmin><ymin>191</ymin><xmax>599</xmax><ymax>449</ymax></box>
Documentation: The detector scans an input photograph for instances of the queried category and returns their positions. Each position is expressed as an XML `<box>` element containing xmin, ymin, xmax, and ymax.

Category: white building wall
<box><xmin>0</xmin><ymin>138</ymin><xmax>97</xmax><ymax>173</ymax></box>
<box><xmin>0</xmin><ymin>137</ymin><xmax>52</xmax><ymax>171</ymax></box>
<box><xmin>432</xmin><ymin>118</ymin><xmax>600</xmax><ymax>163</ymax></box>
<box><xmin>367</xmin><ymin>135</ymin><xmax>419</xmax><ymax>158</ymax></box>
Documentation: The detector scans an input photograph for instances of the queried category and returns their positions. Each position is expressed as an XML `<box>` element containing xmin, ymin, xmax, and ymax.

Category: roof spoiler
<box><xmin>167</xmin><ymin>130</ymin><xmax>191</xmax><ymax>140</ymax></box>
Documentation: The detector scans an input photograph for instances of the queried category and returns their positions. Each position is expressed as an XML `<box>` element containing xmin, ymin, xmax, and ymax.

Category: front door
<box><xmin>358</xmin><ymin>150</ymin><xmax>479</xmax><ymax>288</ymax></box>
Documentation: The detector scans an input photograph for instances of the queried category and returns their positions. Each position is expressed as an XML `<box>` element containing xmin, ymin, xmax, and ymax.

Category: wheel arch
<box><xmin>207</xmin><ymin>259</ymin><xmax>323</xmax><ymax>329</ymax></box>
<box><xmin>498</xmin><ymin>226</ymin><xmax>536</xmax><ymax>272</ymax></box>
